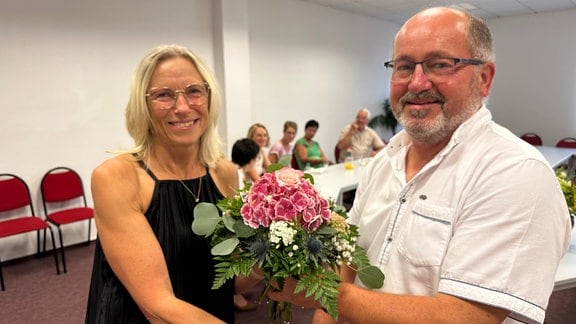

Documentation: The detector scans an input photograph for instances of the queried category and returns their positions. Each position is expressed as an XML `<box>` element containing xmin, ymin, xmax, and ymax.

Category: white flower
<box><xmin>269</xmin><ymin>221</ymin><xmax>297</xmax><ymax>246</ymax></box>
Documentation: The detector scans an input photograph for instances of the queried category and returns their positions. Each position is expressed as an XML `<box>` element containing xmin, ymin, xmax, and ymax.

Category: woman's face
<box><xmin>147</xmin><ymin>57</ymin><xmax>209</xmax><ymax>148</ymax></box>
<box><xmin>283</xmin><ymin>127</ymin><xmax>297</xmax><ymax>143</ymax></box>
<box><xmin>251</xmin><ymin>126</ymin><xmax>269</xmax><ymax>148</ymax></box>
<box><xmin>304</xmin><ymin>126</ymin><xmax>317</xmax><ymax>140</ymax></box>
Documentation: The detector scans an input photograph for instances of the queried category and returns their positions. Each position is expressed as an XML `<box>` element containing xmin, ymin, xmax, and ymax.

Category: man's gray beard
<box><xmin>393</xmin><ymin>83</ymin><xmax>482</xmax><ymax>145</ymax></box>
<box><xmin>396</xmin><ymin>106</ymin><xmax>454</xmax><ymax>145</ymax></box>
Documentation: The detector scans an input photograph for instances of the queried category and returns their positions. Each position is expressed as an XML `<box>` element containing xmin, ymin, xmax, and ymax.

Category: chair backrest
<box><xmin>41</xmin><ymin>167</ymin><xmax>88</xmax><ymax>205</ymax></box>
<box><xmin>520</xmin><ymin>132</ymin><xmax>543</xmax><ymax>146</ymax></box>
<box><xmin>334</xmin><ymin>145</ymin><xmax>341</xmax><ymax>163</ymax></box>
<box><xmin>0</xmin><ymin>174</ymin><xmax>35</xmax><ymax>215</ymax></box>
<box><xmin>556</xmin><ymin>137</ymin><xmax>576</xmax><ymax>148</ymax></box>
<box><xmin>291</xmin><ymin>153</ymin><xmax>299</xmax><ymax>170</ymax></box>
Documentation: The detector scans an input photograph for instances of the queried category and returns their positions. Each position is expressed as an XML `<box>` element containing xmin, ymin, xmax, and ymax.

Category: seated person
<box><xmin>269</xmin><ymin>121</ymin><xmax>298</xmax><ymax>165</ymax></box>
<box><xmin>231</xmin><ymin>138</ymin><xmax>261</xmax><ymax>186</ymax></box>
<box><xmin>337</xmin><ymin>108</ymin><xmax>385</xmax><ymax>162</ymax></box>
<box><xmin>294</xmin><ymin>119</ymin><xmax>333</xmax><ymax>170</ymax></box>
<box><xmin>230</xmin><ymin>137</ymin><xmax>261</xmax><ymax>312</ymax></box>
<box><xmin>246</xmin><ymin>123</ymin><xmax>271</xmax><ymax>176</ymax></box>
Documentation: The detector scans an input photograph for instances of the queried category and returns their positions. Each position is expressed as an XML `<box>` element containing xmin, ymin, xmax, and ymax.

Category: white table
<box><xmin>536</xmin><ymin>146</ymin><xmax>576</xmax><ymax>168</ymax></box>
<box><xmin>312</xmin><ymin>160</ymin><xmax>367</xmax><ymax>205</ymax></box>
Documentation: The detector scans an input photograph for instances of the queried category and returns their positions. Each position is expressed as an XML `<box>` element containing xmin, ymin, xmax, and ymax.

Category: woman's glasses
<box><xmin>146</xmin><ymin>83</ymin><xmax>210</xmax><ymax>109</ymax></box>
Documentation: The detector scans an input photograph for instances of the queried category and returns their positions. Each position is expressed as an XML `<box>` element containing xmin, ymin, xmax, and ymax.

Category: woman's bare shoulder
<box><xmin>211</xmin><ymin>158</ymin><xmax>239</xmax><ymax>198</ymax></box>
<box><xmin>92</xmin><ymin>154</ymin><xmax>138</xmax><ymax>180</ymax></box>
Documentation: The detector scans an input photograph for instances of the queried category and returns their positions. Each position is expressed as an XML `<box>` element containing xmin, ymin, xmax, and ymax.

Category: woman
<box><xmin>268</xmin><ymin>121</ymin><xmax>297</xmax><ymax>165</ymax></box>
<box><xmin>85</xmin><ymin>45</ymin><xmax>258</xmax><ymax>323</ymax></box>
<box><xmin>246</xmin><ymin>123</ymin><xmax>270</xmax><ymax>180</ymax></box>
<box><xmin>294</xmin><ymin>119</ymin><xmax>333</xmax><ymax>170</ymax></box>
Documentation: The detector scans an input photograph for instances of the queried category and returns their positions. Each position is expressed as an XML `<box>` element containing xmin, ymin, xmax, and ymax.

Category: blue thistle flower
<box><xmin>249</xmin><ymin>239</ymin><xmax>268</xmax><ymax>259</ymax></box>
<box><xmin>307</xmin><ymin>237</ymin><xmax>323</xmax><ymax>255</ymax></box>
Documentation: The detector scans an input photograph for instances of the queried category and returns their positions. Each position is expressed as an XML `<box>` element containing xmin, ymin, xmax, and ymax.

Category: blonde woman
<box><xmin>246</xmin><ymin>123</ymin><xmax>271</xmax><ymax>180</ymax></box>
<box><xmin>86</xmin><ymin>45</ymin><xmax>259</xmax><ymax>324</ymax></box>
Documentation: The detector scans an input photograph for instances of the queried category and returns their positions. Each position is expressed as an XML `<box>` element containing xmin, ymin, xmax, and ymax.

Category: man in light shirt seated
<box><xmin>336</xmin><ymin>108</ymin><xmax>385</xmax><ymax>162</ymax></box>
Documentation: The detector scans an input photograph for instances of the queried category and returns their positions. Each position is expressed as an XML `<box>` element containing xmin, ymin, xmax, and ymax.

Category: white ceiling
<box><xmin>300</xmin><ymin>0</ymin><xmax>576</xmax><ymax>24</ymax></box>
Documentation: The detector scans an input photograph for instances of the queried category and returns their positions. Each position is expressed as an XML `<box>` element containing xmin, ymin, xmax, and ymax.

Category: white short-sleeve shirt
<box><xmin>349</xmin><ymin>106</ymin><xmax>571</xmax><ymax>323</ymax></box>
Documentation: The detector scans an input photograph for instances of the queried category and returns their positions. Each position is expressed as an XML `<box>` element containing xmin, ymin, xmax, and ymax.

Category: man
<box><xmin>336</xmin><ymin>108</ymin><xmax>385</xmax><ymax>162</ymax></box>
<box><xmin>271</xmin><ymin>7</ymin><xmax>571</xmax><ymax>323</ymax></box>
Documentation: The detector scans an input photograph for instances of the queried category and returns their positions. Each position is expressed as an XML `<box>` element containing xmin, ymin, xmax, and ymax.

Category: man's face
<box><xmin>355</xmin><ymin>111</ymin><xmax>369</xmax><ymax>131</ymax></box>
<box><xmin>389</xmin><ymin>9</ymin><xmax>494</xmax><ymax>145</ymax></box>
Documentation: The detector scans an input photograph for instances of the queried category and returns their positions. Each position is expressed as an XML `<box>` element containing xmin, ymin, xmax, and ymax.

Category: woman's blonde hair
<box><xmin>124</xmin><ymin>45</ymin><xmax>223</xmax><ymax>167</ymax></box>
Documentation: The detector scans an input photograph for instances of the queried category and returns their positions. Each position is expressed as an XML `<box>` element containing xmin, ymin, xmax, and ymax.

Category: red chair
<box><xmin>41</xmin><ymin>167</ymin><xmax>94</xmax><ymax>273</ymax></box>
<box><xmin>520</xmin><ymin>132</ymin><xmax>543</xmax><ymax>146</ymax></box>
<box><xmin>0</xmin><ymin>174</ymin><xmax>60</xmax><ymax>290</ymax></box>
<box><xmin>556</xmin><ymin>137</ymin><xmax>576</xmax><ymax>148</ymax></box>
<box><xmin>291</xmin><ymin>152</ymin><xmax>300</xmax><ymax>170</ymax></box>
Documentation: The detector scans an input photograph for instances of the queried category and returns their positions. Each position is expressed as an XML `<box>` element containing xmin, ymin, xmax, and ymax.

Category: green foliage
<box><xmin>556</xmin><ymin>167</ymin><xmax>575</xmax><ymax>215</ymax></box>
<box><xmin>368</xmin><ymin>98</ymin><xmax>398</xmax><ymax>136</ymax></box>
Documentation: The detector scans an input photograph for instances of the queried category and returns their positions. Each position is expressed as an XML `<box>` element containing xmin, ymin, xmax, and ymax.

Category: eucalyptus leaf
<box><xmin>266</xmin><ymin>163</ymin><xmax>285</xmax><ymax>172</ymax></box>
<box><xmin>222</xmin><ymin>213</ymin><xmax>236</xmax><ymax>233</ymax></box>
<box><xmin>191</xmin><ymin>203</ymin><xmax>221</xmax><ymax>236</ymax></box>
<box><xmin>234</xmin><ymin>221</ymin><xmax>256</xmax><ymax>238</ymax></box>
<box><xmin>212</xmin><ymin>237</ymin><xmax>240</xmax><ymax>255</ymax></box>
<box><xmin>357</xmin><ymin>265</ymin><xmax>385</xmax><ymax>289</ymax></box>
<box><xmin>303</xmin><ymin>173</ymin><xmax>314</xmax><ymax>185</ymax></box>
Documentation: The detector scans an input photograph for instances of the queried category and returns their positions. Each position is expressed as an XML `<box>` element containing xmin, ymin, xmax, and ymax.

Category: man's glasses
<box><xmin>146</xmin><ymin>83</ymin><xmax>210</xmax><ymax>109</ymax></box>
<box><xmin>384</xmin><ymin>57</ymin><xmax>484</xmax><ymax>81</ymax></box>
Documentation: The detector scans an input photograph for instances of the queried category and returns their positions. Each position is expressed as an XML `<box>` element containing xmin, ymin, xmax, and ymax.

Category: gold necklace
<box><xmin>177</xmin><ymin>176</ymin><xmax>203</xmax><ymax>203</ymax></box>
<box><xmin>156</xmin><ymin>157</ymin><xmax>204</xmax><ymax>203</ymax></box>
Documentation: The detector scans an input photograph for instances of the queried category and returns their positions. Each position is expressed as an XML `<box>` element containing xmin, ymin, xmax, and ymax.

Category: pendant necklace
<box><xmin>159</xmin><ymin>159</ymin><xmax>203</xmax><ymax>203</ymax></box>
<box><xmin>177</xmin><ymin>176</ymin><xmax>203</xmax><ymax>203</ymax></box>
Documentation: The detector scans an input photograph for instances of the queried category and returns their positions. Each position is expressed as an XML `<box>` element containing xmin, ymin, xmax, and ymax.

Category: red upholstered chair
<box><xmin>0</xmin><ymin>174</ymin><xmax>60</xmax><ymax>290</ymax></box>
<box><xmin>291</xmin><ymin>152</ymin><xmax>300</xmax><ymax>170</ymax></box>
<box><xmin>520</xmin><ymin>132</ymin><xmax>543</xmax><ymax>146</ymax></box>
<box><xmin>556</xmin><ymin>137</ymin><xmax>576</xmax><ymax>148</ymax></box>
<box><xmin>41</xmin><ymin>167</ymin><xmax>94</xmax><ymax>273</ymax></box>
<box><xmin>334</xmin><ymin>145</ymin><xmax>341</xmax><ymax>163</ymax></box>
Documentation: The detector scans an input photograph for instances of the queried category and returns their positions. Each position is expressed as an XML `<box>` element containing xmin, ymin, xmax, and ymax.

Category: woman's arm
<box><xmin>92</xmin><ymin>156</ymin><xmax>223</xmax><ymax>323</ymax></box>
<box><xmin>296</xmin><ymin>143</ymin><xmax>324</xmax><ymax>166</ymax></box>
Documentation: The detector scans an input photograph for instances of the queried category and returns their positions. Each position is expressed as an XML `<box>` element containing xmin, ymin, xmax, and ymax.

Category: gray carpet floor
<box><xmin>0</xmin><ymin>242</ymin><xmax>574</xmax><ymax>323</ymax></box>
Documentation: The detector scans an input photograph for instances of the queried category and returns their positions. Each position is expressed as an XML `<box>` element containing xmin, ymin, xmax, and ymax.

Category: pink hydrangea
<box><xmin>240</xmin><ymin>167</ymin><xmax>331</xmax><ymax>231</ymax></box>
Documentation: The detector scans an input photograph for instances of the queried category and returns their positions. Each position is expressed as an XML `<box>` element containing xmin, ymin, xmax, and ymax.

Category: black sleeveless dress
<box><xmin>85</xmin><ymin>162</ymin><xmax>234</xmax><ymax>323</ymax></box>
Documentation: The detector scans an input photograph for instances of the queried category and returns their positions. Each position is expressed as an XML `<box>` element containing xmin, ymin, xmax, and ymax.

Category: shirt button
<box><xmin>387</xmin><ymin>237</ymin><xmax>393</xmax><ymax>242</ymax></box>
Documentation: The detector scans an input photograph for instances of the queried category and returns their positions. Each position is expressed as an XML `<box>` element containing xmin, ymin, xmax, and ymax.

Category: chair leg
<box><xmin>47</xmin><ymin>227</ymin><xmax>61</xmax><ymax>275</ymax></box>
<box><xmin>56</xmin><ymin>226</ymin><xmax>67</xmax><ymax>273</ymax></box>
<box><xmin>86</xmin><ymin>219</ymin><xmax>92</xmax><ymax>245</ymax></box>
<box><xmin>0</xmin><ymin>257</ymin><xmax>5</xmax><ymax>291</ymax></box>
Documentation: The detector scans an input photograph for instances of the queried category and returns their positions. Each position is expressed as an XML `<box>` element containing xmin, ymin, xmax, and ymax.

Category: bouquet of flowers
<box><xmin>192</xmin><ymin>165</ymin><xmax>384</xmax><ymax>322</ymax></box>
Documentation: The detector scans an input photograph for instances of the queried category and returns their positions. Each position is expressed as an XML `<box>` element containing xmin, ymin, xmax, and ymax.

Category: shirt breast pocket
<box><xmin>398</xmin><ymin>202</ymin><xmax>454</xmax><ymax>267</ymax></box>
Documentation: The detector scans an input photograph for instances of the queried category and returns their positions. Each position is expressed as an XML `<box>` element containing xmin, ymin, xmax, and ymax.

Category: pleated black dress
<box><xmin>85</xmin><ymin>162</ymin><xmax>234</xmax><ymax>323</ymax></box>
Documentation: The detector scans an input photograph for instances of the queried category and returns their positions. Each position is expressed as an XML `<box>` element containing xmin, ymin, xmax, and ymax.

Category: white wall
<box><xmin>248</xmin><ymin>0</ymin><xmax>396</xmax><ymax>157</ymax></box>
<box><xmin>487</xmin><ymin>9</ymin><xmax>576</xmax><ymax>146</ymax></box>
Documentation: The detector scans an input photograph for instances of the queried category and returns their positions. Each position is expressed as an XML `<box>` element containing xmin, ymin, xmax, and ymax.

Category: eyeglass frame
<box><xmin>383</xmin><ymin>57</ymin><xmax>484</xmax><ymax>81</ymax></box>
<box><xmin>145</xmin><ymin>82</ymin><xmax>211</xmax><ymax>109</ymax></box>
